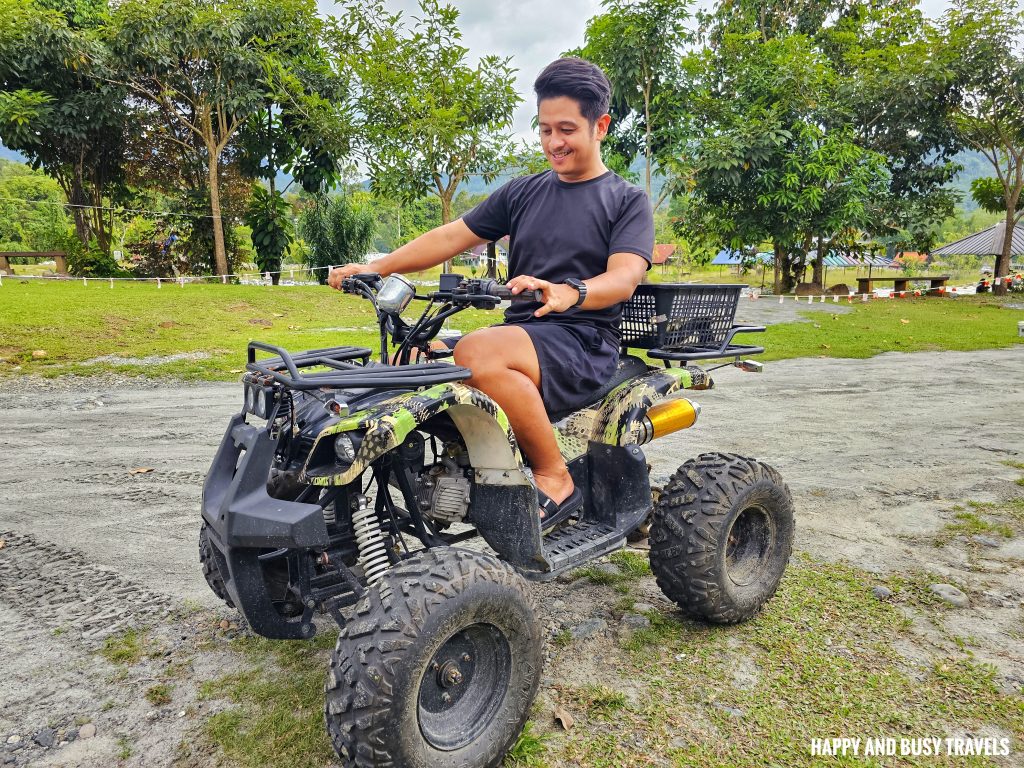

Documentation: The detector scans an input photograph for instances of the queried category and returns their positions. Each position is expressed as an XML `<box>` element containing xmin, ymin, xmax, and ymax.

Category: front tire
<box><xmin>649</xmin><ymin>453</ymin><xmax>794</xmax><ymax>623</ymax></box>
<box><xmin>324</xmin><ymin>548</ymin><xmax>542</xmax><ymax>768</ymax></box>
<box><xmin>199</xmin><ymin>522</ymin><xmax>235</xmax><ymax>609</ymax></box>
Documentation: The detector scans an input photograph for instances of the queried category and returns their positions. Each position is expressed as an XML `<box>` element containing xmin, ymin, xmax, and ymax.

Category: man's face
<box><xmin>538</xmin><ymin>96</ymin><xmax>610</xmax><ymax>182</ymax></box>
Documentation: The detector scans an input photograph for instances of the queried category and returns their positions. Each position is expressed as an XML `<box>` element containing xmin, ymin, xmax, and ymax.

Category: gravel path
<box><xmin>1</xmin><ymin>345</ymin><xmax>1022</xmax><ymax>766</ymax></box>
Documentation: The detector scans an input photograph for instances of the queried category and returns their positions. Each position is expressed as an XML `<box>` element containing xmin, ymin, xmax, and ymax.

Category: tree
<box><xmin>682</xmin><ymin>30</ymin><xmax>891</xmax><ymax>292</ymax></box>
<box><xmin>298</xmin><ymin>193</ymin><xmax>375</xmax><ymax>285</ymax></box>
<box><xmin>0</xmin><ymin>0</ymin><xmax>128</xmax><ymax>253</ymax></box>
<box><xmin>819</xmin><ymin>1</ymin><xmax>963</xmax><ymax>254</ymax></box>
<box><xmin>944</xmin><ymin>0</ymin><xmax>1024</xmax><ymax>294</ymax></box>
<box><xmin>107</xmin><ymin>0</ymin><xmax>350</xmax><ymax>276</ymax></box>
<box><xmin>573</xmin><ymin>0</ymin><xmax>694</xmax><ymax>206</ymax></box>
<box><xmin>338</xmin><ymin>0</ymin><xmax>520</xmax><ymax>267</ymax></box>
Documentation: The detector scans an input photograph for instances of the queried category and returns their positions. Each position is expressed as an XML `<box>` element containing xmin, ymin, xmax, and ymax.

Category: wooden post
<box><xmin>486</xmin><ymin>242</ymin><xmax>497</xmax><ymax>279</ymax></box>
<box><xmin>0</xmin><ymin>254</ymin><xmax>10</xmax><ymax>274</ymax></box>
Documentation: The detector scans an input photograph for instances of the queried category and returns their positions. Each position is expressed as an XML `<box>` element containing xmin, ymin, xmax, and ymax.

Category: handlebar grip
<box><xmin>490</xmin><ymin>286</ymin><xmax>543</xmax><ymax>303</ymax></box>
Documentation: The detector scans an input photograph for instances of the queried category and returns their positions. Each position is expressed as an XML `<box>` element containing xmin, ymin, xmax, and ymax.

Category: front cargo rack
<box><xmin>246</xmin><ymin>341</ymin><xmax>472</xmax><ymax>390</ymax></box>
<box><xmin>620</xmin><ymin>283</ymin><xmax>765</xmax><ymax>362</ymax></box>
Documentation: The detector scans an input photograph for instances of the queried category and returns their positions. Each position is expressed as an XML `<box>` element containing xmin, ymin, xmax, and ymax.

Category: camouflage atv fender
<box><xmin>592</xmin><ymin>365</ymin><xmax>712</xmax><ymax>446</ymax></box>
<box><xmin>301</xmin><ymin>382</ymin><xmax>526</xmax><ymax>487</ymax></box>
<box><xmin>301</xmin><ymin>382</ymin><xmax>542</xmax><ymax>569</ymax></box>
<box><xmin>550</xmin><ymin>366</ymin><xmax>712</xmax><ymax>463</ymax></box>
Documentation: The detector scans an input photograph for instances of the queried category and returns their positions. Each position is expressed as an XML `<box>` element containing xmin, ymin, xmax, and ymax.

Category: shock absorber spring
<box><xmin>351</xmin><ymin>494</ymin><xmax>390</xmax><ymax>586</ymax></box>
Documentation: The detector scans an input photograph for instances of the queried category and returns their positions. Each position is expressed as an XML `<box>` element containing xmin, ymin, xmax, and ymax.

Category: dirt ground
<box><xmin>1</xmin><ymin>338</ymin><xmax>1022</xmax><ymax>766</ymax></box>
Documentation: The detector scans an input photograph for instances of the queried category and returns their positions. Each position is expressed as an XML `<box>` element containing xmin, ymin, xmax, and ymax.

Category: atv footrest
<box><xmin>523</xmin><ymin>521</ymin><xmax>625</xmax><ymax>582</ymax></box>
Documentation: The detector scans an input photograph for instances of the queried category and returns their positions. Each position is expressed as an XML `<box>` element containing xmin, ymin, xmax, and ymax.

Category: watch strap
<box><xmin>565</xmin><ymin>278</ymin><xmax>587</xmax><ymax>307</ymax></box>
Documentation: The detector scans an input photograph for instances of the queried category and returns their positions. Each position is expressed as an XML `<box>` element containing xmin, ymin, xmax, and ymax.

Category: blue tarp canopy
<box><xmin>808</xmin><ymin>250</ymin><xmax>894</xmax><ymax>268</ymax></box>
<box><xmin>712</xmin><ymin>249</ymin><xmax>894</xmax><ymax>267</ymax></box>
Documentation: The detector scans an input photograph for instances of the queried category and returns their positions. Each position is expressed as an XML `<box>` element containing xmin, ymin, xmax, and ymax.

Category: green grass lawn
<box><xmin>192</xmin><ymin>553</ymin><xmax>1024</xmax><ymax>768</ymax></box>
<box><xmin>0</xmin><ymin>279</ymin><xmax>1021</xmax><ymax>380</ymax></box>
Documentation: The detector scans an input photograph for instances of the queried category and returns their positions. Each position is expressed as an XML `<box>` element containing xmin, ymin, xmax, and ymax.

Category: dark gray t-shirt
<box><xmin>462</xmin><ymin>170</ymin><xmax>653</xmax><ymax>341</ymax></box>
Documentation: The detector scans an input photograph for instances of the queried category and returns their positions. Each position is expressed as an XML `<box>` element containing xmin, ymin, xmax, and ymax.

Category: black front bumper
<box><xmin>202</xmin><ymin>414</ymin><xmax>330</xmax><ymax>550</ymax></box>
<box><xmin>201</xmin><ymin>414</ymin><xmax>329</xmax><ymax>639</ymax></box>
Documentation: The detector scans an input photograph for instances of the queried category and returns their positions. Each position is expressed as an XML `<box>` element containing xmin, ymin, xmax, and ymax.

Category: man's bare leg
<box><xmin>453</xmin><ymin>326</ymin><xmax>574</xmax><ymax>514</ymax></box>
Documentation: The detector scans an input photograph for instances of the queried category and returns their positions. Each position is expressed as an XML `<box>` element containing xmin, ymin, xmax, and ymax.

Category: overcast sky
<box><xmin>320</xmin><ymin>0</ymin><xmax>954</xmax><ymax>139</ymax></box>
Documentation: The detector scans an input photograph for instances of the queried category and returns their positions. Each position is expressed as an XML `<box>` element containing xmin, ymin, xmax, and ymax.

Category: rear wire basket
<box><xmin>620</xmin><ymin>283</ymin><xmax>745</xmax><ymax>351</ymax></box>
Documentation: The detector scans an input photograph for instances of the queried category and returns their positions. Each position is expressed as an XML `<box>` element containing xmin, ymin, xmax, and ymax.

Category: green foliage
<box><xmin>0</xmin><ymin>0</ymin><xmax>129</xmax><ymax>253</ymax></box>
<box><xmin>503</xmin><ymin>721</ymin><xmax>547</xmax><ymax>767</ymax></box>
<box><xmin>683</xmin><ymin>29</ymin><xmax>891</xmax><ymax>290</ymax></box>
<box><xmin>573</xmin><ymin>0</ymin><xmax>693</xmax><ymax>204</ymax></box>
<box><xmin>944</xmin><ymin>0</ymin><xmax>1024</xmax><ymax>286</ymax></box>
<box><xmin>298</xmin><ymin>194</ymin><xmax>375</xmax><ymax>284</ymax></box>
<box><xmin>245</xmin><ymin>186</ymin><xmax>293</xmax><ymax>282</ymax></box>
<box><xmin>970</xmin><ymin>177</ymin><xmax>1024</xmax><ymax>215</ymax></box>
<box><xmin>145</xmin><ymin>683</ymin><xmax>173</xmax><ymax>706</ymax></box>
<box><xmin>98</xmin><ymin>629</ymin><xmax>145</xmax><ymax>665</ymax></box>
<box><xmin>108</xmin><ymin>0</ymin><xmax>352</xmax><ymax>275</ymax></box>
<box><xmin>338</xmin><ymin>0</ymin><xmax>520</xmax><ymax>222</ymax></box>
<box><xmin>63</xmin><ymin>231</ymin><xmax>123</xmax><ymax>277</ymax></box>
<box><xmin>0</xmin><ymin>159</ymin><xmax>71</xmax><ymax>252</ymax></box>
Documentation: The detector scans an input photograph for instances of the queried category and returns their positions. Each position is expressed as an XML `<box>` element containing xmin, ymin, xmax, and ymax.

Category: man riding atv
<box><xmin>329</xmin><ymin>57</ymin><xmax>653</xmax><ymax>530</ymax></box>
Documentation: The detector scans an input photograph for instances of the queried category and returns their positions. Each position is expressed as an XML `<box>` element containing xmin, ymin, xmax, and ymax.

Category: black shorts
<box><xmin>440</xmin><ymin>321</ymin><xmax>619</xmax><ymax>415</ymax></box>
<box><xmin>509</xmin><ymin>320</ymin><xmax>620</xmax><ymax>415</ymax></box>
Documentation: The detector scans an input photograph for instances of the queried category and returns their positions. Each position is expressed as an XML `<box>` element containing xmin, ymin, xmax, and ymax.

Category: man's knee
<box><xmin>454</xmin><ymin>333</ymin><xmax>498</xmax><ymax>376</ymax></box>
<box><xmin>454</xmin><ymin>327</ymin><xmax>536</xmax><ymax>381</ymax></box>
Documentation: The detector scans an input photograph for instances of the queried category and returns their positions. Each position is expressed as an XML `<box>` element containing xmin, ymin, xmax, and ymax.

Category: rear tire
<box><xmin>649</xmin><ymin>453</ymin><xmax>794</xmax><ymax>623</ymax></box>
<box><xmin>324</xmin><ymin>548</ymin><xmax>542</xmax><ymax>768</ymax></box>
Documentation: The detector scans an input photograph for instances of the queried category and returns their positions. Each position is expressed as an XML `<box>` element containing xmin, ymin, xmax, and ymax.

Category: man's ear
<box><xmin>595</xmin><ymin>113</ymin><xmax>611</xmax><ymax>140</ymax></box>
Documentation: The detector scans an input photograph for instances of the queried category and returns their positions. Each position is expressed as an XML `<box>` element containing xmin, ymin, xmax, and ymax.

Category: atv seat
<box><xmin>547</xmin><ymin>354</ymin><xmax>650</xmax><ymax>423</ymax></box>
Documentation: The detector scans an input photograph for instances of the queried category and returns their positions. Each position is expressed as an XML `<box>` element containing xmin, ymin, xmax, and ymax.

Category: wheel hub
<box><xmin>437</xmin><ymin>659</ymin><xmax>465</xmax><ymax>688</ymax></box>
<box><xmin>726</xmin><ymin>504</ymin><xmax>774</xmax><ymax>587</ymax></box>
<box><xmin>418</xmin><ymin>624</ymin><xmax>511</xmax><ymax>751</ymax></box>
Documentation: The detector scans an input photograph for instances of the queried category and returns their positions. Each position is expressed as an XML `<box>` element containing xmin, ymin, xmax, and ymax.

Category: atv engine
<box><xmin>415</xmin><ymin>449</ymin><xmax>472</xmax><ymax>525</ymax></box>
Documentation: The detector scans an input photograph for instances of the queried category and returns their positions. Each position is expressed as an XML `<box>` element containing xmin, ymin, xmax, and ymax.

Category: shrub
<box><xmin>299</xmin><ymin>194</ymin><xmax>375</xmax><ymax>285</ymax></box>
<box><xmin>62</xmin><ymin>231</ymin><xmax>123</xmax><ymax>278</ymax></box>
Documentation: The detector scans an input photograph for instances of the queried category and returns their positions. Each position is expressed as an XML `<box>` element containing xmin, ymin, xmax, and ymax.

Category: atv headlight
<box><xmin>334</xmin><ymin>434</ymin><xmax>357</xmax><ymax>464</ymax></box>
<box><xmin>254</xmin><ymin>389</ymin><xmax>268</xmax><ymax>418</ymax></box>
<box><xmin>244</xmin><ymin>385</ymin><xmax>255</xmax><ymax>413</ymax></box>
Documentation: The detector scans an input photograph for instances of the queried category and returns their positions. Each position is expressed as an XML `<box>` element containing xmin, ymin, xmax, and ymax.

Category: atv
<box><xmin>199</xmin><ymin>272</ymin><xmax>795</xmax><ymax>767</ymax></box>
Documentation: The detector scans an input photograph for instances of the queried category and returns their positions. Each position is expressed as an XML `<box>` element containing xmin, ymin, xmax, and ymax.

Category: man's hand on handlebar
<box><xmin>506</xmin><ymin>275</ymin><xmax>579</xmax><ymax>318</ymax></box>
<box><xmin>328</xmin><ymin>263</ymin><xmax>378</xmax><ymax>291</ymax></box>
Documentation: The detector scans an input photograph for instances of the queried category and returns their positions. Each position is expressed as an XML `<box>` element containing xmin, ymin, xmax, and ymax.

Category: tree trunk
<box><xmin>773</xmin><ymin>242</ymin><xmax>784</xmax><ymax>294</ymax></box>
<box><xmin>486</xmin><ymin>241</ymin><xmax>497</xmax><ymax>279</ymax></box>
<box><xmin>440</xmin><ymin>189</ymin><xmax>453</xmax><ymax>273</ymax></box>
<box><xmin>207</xmin><ymin>147</ymin><xmax>229</xmax><ymax>276</ymax></box>
<box><xmin>994</xmin><ymin>207</ymin><xmax>1014</xmax><ymax>296</ymax></box>
<box><xmin>812</xmin><ymin>235</ymin><xmax>825</xmax><ymax>286</ymax></box>
<box><xmin>644</xmin><ymin>87</ymin><xmax>652</xmax><ymax>201</ymax></box>
<box><xmin>69</xmin><ymin>169</ymin><xmax>92</xmax><ymax>248</ymax></box>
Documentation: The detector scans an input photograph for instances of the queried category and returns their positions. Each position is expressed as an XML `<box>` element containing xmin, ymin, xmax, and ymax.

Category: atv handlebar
<box><xmin>339</xmin><ymin>273</ymin><xmax>542</xmax><ymax>366</ymax></box>
<box><xmin>341</xmin><ymin>274</ymin><xmax>542</xmax><ymax>307</ymax></box>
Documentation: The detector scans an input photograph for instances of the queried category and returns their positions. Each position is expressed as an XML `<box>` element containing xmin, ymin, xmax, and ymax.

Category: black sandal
<box><xmin>538</xmin><ymin>486</ymin><xmax>583</xmax><ymax>530</ymax></box>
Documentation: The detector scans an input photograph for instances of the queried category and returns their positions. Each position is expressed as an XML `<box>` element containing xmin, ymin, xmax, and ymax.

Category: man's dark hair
<box><xmin>534</xmin><ymin>57</ymin><xmax>611</xmax><ymax>126</ymax></box>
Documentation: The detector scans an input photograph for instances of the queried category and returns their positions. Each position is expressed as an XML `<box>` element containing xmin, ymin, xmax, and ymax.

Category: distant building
<box><xmin>653</xmin><ymin>244</ymin><xmax>677</xmax><ymax>265</ymax></box>
<box><xmin>458</xmin><ymin>242</ymin><xmax>508</xmax><ymax>268</ymax></box>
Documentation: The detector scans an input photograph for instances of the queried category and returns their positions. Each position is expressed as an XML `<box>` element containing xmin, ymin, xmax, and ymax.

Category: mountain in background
<box><xmin>945</xmin><ymin>150</ymin><xmax>992</xmax><ymax>211</ymax></box>
<box><xmin>0</xmin><ymin>144</ymin><xmax>26</xmax><ymax>164</ymax></box>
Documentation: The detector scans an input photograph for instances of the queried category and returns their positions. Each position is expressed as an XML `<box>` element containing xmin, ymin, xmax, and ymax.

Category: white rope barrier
<box><xmin>1</xmin><ymin>263</ymin><xmax>1013</xmax><ymax>301</ymax></box>
<box><xmin>0</xmin><ymin>263</ymin><xmax>334</xmax><ymax>284</ymax></box>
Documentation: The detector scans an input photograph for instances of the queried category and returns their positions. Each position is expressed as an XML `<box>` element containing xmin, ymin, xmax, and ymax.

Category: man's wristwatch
<box><xmin>564</xmin><ymin>278</ymin><xmax>587</xmax><ymax>308</ymax></box>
